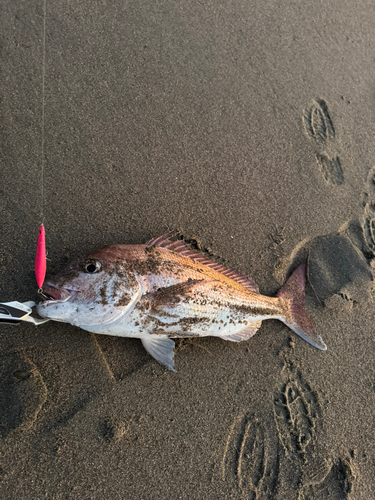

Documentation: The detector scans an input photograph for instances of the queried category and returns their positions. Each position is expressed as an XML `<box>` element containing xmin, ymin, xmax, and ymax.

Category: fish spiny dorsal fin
<box><xmin>145</xmin><ymin>232</ymin><xmax>179</xmax><ymax>247</ymax></box>
<box><xmin>145</xmin><ymin>234</ymin><xmax>259</xmax><ymax>293</ymax></box>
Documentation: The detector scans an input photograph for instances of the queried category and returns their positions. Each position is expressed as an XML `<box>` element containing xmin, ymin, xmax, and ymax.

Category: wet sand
<box><xmin>1</xmin><ymin>1</ymin><xmax>375</xmax><ymax>498</ymax></box>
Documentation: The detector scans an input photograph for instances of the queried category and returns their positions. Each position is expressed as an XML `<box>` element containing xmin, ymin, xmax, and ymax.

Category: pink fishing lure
<box><xmin>35</xmin><ymin>224</ymin><xmax>46</xmax><ymax>289</ymax></box>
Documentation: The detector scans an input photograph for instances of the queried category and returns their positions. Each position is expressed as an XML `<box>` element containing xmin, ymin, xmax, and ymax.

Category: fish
<box><xmin>36</xmin><ymin>234</ymin><xmax>326</xmax><ymax>371</ymax></box>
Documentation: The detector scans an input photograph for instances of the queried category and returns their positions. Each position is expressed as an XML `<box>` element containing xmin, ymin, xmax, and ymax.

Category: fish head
<box><xmin>36</xmin><ymin>245</ymin><xmax>141</xmax><ymax>327</ymax></box>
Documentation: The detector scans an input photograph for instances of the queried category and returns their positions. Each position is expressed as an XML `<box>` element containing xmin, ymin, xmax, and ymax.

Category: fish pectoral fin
<box><xmin>220</xmin><ymin>321</ymin><xmax>262</xmax><ymax>342</ymax></box>
<box><xmin>141</xmin><ymin>336</ymin><xmax>176</xmax><ymax>372</ymax></box>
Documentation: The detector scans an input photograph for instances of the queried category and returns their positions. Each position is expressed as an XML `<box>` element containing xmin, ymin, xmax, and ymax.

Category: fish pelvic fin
<box><xmin>141</xmin><ymin>336</ymin><xmax>176</xmax><ymax>372</ymax></box>
<box><xmin>277</xmin><ymin>263</ymin><xmax>327</xmax><ymax>350</ymax></box>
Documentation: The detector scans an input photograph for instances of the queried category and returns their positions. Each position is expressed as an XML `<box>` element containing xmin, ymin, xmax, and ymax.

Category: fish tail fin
<box><xmin>277</xmin><ymin>263</ymin><xmax>327</xmax><ymax>350</ymax></box>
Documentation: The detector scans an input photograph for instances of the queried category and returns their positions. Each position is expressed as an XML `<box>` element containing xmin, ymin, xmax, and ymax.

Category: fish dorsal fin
<box><xmin>146</xmin><ymin>234</ymin><xmax>259</xmax><ymax>293</ymax></box>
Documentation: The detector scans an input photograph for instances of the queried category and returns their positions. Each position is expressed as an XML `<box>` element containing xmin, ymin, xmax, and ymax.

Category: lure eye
<box><xmin>84</xmin><ymin>261</ymin><xmax>101</xmax><ymax>273</ymax></box>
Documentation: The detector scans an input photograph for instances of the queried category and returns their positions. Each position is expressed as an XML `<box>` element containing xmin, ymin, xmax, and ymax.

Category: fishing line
<box><xmin>35</xmin><ymin>0</ymin><xmax>47</xmax><ymax>291</ymax></box>
<box><xmin>40</xmin><ymin>0</ymin><xmax>46</xmax><ymax>222</ymax></box>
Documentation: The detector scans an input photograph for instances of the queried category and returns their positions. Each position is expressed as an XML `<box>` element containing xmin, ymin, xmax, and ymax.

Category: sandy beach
<box><xmin>1</xmin><ymin>1</ymin><xmax>375</xmax><ymax>498</ymax></box>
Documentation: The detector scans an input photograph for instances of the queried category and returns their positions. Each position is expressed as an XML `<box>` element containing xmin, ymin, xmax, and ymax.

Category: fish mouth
<box><xmin>39</xmin><ymin>284</ymin><xmax>78</xmax><ymax>303</ymax></box>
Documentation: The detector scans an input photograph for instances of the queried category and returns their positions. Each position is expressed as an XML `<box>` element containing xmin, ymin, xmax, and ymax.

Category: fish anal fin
<box><xmin>141</xmin><ymin>336</ymin><xmax>176</xmax><ymax>371</ymax></box>
<box><xmin>221</xmin><ymin>321</ymin><xmax>262</xmax><ymax>342</ymax></box>
<box><xmin>146</xmin><ymin>234</ymin><xmax>259</xmax><ymax>293</ymax></box>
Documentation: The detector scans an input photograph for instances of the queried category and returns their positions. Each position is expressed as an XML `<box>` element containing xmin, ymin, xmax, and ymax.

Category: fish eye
<box><xmin>84</xmin><ymin>261</ymin><xmax>101</xmax><ymax>273</ymax></box>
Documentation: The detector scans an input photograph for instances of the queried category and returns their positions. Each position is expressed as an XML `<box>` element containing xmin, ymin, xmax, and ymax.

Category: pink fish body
<box><xmin>36</xmin><ymin>235</ymin><xmax>326</xmax><ymax>371</ymax></box>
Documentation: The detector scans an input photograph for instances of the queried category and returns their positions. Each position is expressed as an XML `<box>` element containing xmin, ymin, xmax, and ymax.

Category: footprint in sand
<box><xmin>302</xmin><ymin>99</ymin><xmax>344</xmax><ymax>186</ymax></box>
<box><xmin>315</xmin><ymin>153</ymin><xmax>344</xmax><ymax>186</ymax></box>
<box><xmin>221</xmin><ymin>413</ymin><xmax>280</xmax><ymax>499</ymax></box>
<box><xmin>362</xmin><ymin>166</ymin><xmax>375</xmax><ymax>255</ymax></box>
<box><xmin>0</xmin><ymin>351</ymin><xmax>47</xmax><ymax>439</ymax></box>
<box><xmin>363</xmin><ymin>203</ymin><xmax>375</xmax><ymax>254</ymax></box>
<box><xmin>299</xmin><ymin>456</ymin><xmax>357</xmax><ymax>500</ymax></box>
<box><xmin>307</xmin><ymin>233</ymin><xmax>373</xmax><ymax>304</ymax></box>
<box><xmin>98</xmin><ymin>418</ymin><xmax>129</xmax><ymax>443</ymax></box>
<box><xmin>303</xmin><ymin>99</ymin><xmax>335</xmax><ymax>144</ymax></box>
<box><xmin>220</xmin><ymin>359</ymin><xmax>357</xmax><ymax>499</ymax></box>
<box><xmin>364</xmin><ymin>165</ymin><xmax>375</xmax><ymax>201</ymax></box>
<box><xmin>273</xmin><ymin>363</ymin><xmax>322</xmax><ymax>462</ymax></box>
<box><xmin>273</xmin><ymin>359</ymin><xmax>358</xmax><ymax>499</ymax></box>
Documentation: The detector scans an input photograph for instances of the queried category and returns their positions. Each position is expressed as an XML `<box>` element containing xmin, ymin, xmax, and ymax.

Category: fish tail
<box><xmin>277</xmin><ymin>263</ymin><xmax>327</xmax><ymax>350</ymax></box>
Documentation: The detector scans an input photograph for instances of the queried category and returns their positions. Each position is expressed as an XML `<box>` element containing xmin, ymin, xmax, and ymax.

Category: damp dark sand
<box><xmin>1</xmin><ymin>1</ymin><xmax>375</xmax><ymax>498</ymax></box>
